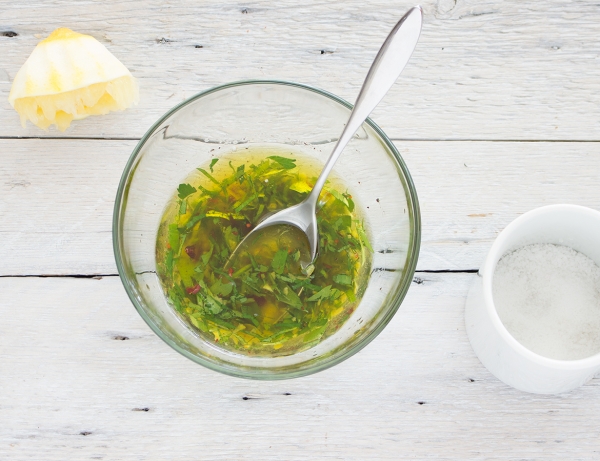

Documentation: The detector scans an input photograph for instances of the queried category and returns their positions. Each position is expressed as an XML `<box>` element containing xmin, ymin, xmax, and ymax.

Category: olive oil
<box><xmin>156</xmin><ymin>147</ymin><xmax>372</xmax><ymax>357</ymax></box>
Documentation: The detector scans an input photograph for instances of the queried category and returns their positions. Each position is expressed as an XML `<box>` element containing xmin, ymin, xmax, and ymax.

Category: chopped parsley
<box><xmin>156</xmin><ymin>150</ymin><xmax>372</xmax><ymax>356</ymax></box>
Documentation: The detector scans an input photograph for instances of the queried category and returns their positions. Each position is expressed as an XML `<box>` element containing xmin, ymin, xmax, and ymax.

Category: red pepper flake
<box><xmin>166</xmin><ymin>243</ymin><xmax>171</xmax><ymax>250</ymax></box>
<box><xmin>185</xmin><ymin>246</ymin><xmax>197</xmax><ymax>259</ymax></box>
<box><xmin>186</xmin><ymin>284</ymin><xmax>201</xmax><ymax>295</ymax></box>
<box><xmin>246</xmin><ymin>222</ymin><xmax>251</xmax><ymax>228</ymax></box>
<box><xmin>228</xmin><ymin>267</ymin><xmax>234</xmax><ymax>276</ymax></box>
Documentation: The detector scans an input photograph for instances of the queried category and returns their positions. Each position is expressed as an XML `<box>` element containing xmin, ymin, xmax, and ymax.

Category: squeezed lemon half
<box><xmin>8</xmin><ymin>28</ymin><xmax>139</xmax><ymax>131</ymax></box>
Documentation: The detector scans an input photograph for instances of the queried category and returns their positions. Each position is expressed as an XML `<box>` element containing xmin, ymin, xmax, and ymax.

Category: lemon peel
<box><xmin>8</xmin><ymin>28</ymin><xmax>139</xmax><ymax>131</ymax></box>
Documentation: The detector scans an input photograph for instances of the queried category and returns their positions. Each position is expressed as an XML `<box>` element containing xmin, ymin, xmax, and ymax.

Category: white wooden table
<box><xmin>2</xmin><ymin>1</ymin><xmax>600</xmax><ymax>459</ymax></box>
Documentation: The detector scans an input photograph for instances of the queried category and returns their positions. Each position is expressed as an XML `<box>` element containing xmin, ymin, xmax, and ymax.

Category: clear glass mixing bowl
<box><xmin>113</xmin><ymin>80</ymin><xmax>420</xmax><ymax>379</ymax></box>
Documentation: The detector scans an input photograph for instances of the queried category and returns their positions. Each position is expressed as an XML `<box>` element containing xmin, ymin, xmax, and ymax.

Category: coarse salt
<box><xmin>493</xmin><ymin>243</ymin><xmax>600</xmax><ymax>360</ymax></box>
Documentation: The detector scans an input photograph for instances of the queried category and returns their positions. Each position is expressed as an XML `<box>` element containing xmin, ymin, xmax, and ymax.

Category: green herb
<box><xmin>197</xmin><ymin>168</ymin><xmax>220</xmax><ymax>185</ymax></box>
<box><xmin>235</xmin><ymin>164</ymin><xmax>245</xmax><ymax>182</ymax></box>
<box><xmin>330</xmin><ymin>189</ymin><xmax>349</xmax><ymax>208</ymax></box>
<box><xmin>271</xmin><ymin>249</ymin><xmax>288</xmax><ymax>274</ymax></box>
<box><xmin>166</xmin><ymin>249</ymin><xmax>174</xmax><ymax>274</ymax></box>
<box><xmin>177</xmin><ymin>183</ymin><xmax>196</xmax><ymax>200</ymax></box>
<box><xmin>275</xmin><ymin>283</ymin><xmax>303</xmax><ymax>308</ymax></box>
<box><xmin>184</xmin><ymin>213</ymin><xmax>205</xmax><ymax>231</ymax></box>
<box><xmin>157</xmin><ymin>150</ymin><xmax>372</xmax><ymax>357</ymax></box>
<box><xmin>267</xmin><ymin>155</ymin><xmax>297</xmax><ymax>170</ymax></box>
<box><xmin>307</xmin><ymin>285</ymin><xmax>332</xmax><ymax>302</ymax></box>
<box><xmin>168</xmin><ymin>223</ymin><xmax>180</xmax><ymax>254</ymax></box>
<box><xmin>334</xmin><ymin>274</ymin><xmax>352</xmax><ymax>286</ymax></box>
<box><xmin>356</xmin><ymin>220</ymin><xmax>374</xmax><ymax>252</ymax></box>
<box><xmin>344</xmin><ymin>193</ymin><xmax>355</xmax><ymax>212</ymax></box>
<box><xmin>234</xmin><ymin>193</ymin><xmax>257</xmax><ymax>213</ymax></box>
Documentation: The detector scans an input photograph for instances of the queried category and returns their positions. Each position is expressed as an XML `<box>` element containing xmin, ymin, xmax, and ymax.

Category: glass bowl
<box><xmin>113</xmin><ymin>80</ymin><xmax>420</xmax><ymax>379</ymax></box>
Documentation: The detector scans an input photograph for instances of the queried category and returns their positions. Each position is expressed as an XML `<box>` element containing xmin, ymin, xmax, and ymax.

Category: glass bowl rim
<box><xmin>113</xmin><ymin>79</ymin><xmax>421</xmax><ymax>380</ymax></box>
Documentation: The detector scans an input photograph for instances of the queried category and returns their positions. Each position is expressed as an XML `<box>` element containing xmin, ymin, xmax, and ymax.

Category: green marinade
<box><xmin>156</xmin><ymin>149</ymin><xmax>372</xmax><ymax>356</ymax></box>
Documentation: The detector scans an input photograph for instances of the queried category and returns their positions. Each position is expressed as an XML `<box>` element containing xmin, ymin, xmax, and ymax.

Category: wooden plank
<box><xmin>0</xmin><ymin>274</ymin><xmax>598</xmax><ymax>460</ymax></box>
<box><xmin>1</xmin><ymin>139</ymin><xmax>600</xmax><ymax>275</ymax></box>
<box><xmin>0</xmin><ymin>139</ymin><xmax>134</xmax><ymax>276</ymax></box>
<box><xmin>0</xmin><ymin>0</ymin><xmax>600</xmax><ymax>140</ymax></box>
<box><xmin>403</xmin><ymin>140</ymin><xmax>600</xmax><ymax>270</ymax></box>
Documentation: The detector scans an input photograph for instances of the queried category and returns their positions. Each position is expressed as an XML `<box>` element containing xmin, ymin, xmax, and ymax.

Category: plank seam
<box><xmin>0</xmin><ymin>136</ymin><xmax>141</xmax><ymax>141</ymax></box>
<box><xmin>1</xmin><ymin>137</ymin><xmax>600</xmax><ymax>143</ymax></box>
<box><xmin>0</xmin><ymin>270</ymin><xmax>477</xmax><ymax>278</ymax></box>
<box><xmin>0</xmin><ymin>274</ymin><xmax>118</xmax><ymax>278</ymax></box>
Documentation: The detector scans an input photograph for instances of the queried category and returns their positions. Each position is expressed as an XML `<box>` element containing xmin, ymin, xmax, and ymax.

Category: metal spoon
<box><xmin>233</xmin><ymin>6</ymin><xmax>422</xmax><ymax>263</ymax></box>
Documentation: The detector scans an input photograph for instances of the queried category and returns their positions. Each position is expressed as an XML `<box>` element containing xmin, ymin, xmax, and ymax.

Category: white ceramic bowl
<box><xmin>465</xmin><ymin>204</ymin><xmax>600</xmax><ymax>394</ymax></box>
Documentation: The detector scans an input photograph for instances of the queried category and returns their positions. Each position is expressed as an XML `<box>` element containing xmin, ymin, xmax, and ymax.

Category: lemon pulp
<box><xmin>8</xmin><ymin>28</ymin><xmax>139</xmax><ymax>131</ymax></box>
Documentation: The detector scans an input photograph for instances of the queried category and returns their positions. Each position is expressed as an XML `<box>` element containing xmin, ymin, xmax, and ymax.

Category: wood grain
<box><xmin>2</xmin><ymin>2</ymin><xmax>600</xmax><ymax>458</ymax></box>
<box><xmin>1</xmin><ymin>138</ymin><xmax>599</xmax><ymax>275</ymax></box>
<box><xmin>1</xmin><ymin>274</ymin><xmax>598</xmax><ymax>460</ymax></box>
<box><xmin>0</xmin><ymin>0</ymin><xmax>599</xmax><ymax>140</ymax></box>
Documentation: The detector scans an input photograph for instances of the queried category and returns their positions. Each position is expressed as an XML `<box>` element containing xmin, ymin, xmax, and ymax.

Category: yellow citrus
<box><xmin>8</xmin><ymin>28</ymin><xmax>139</xmax><ymax>131</ymax></box>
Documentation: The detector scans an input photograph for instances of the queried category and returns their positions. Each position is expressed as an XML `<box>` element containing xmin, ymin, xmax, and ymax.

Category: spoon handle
<box><xmin>307</xmin><ymin>6</ymin><xmax>423</xmax><ymax>204</ymax></box>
